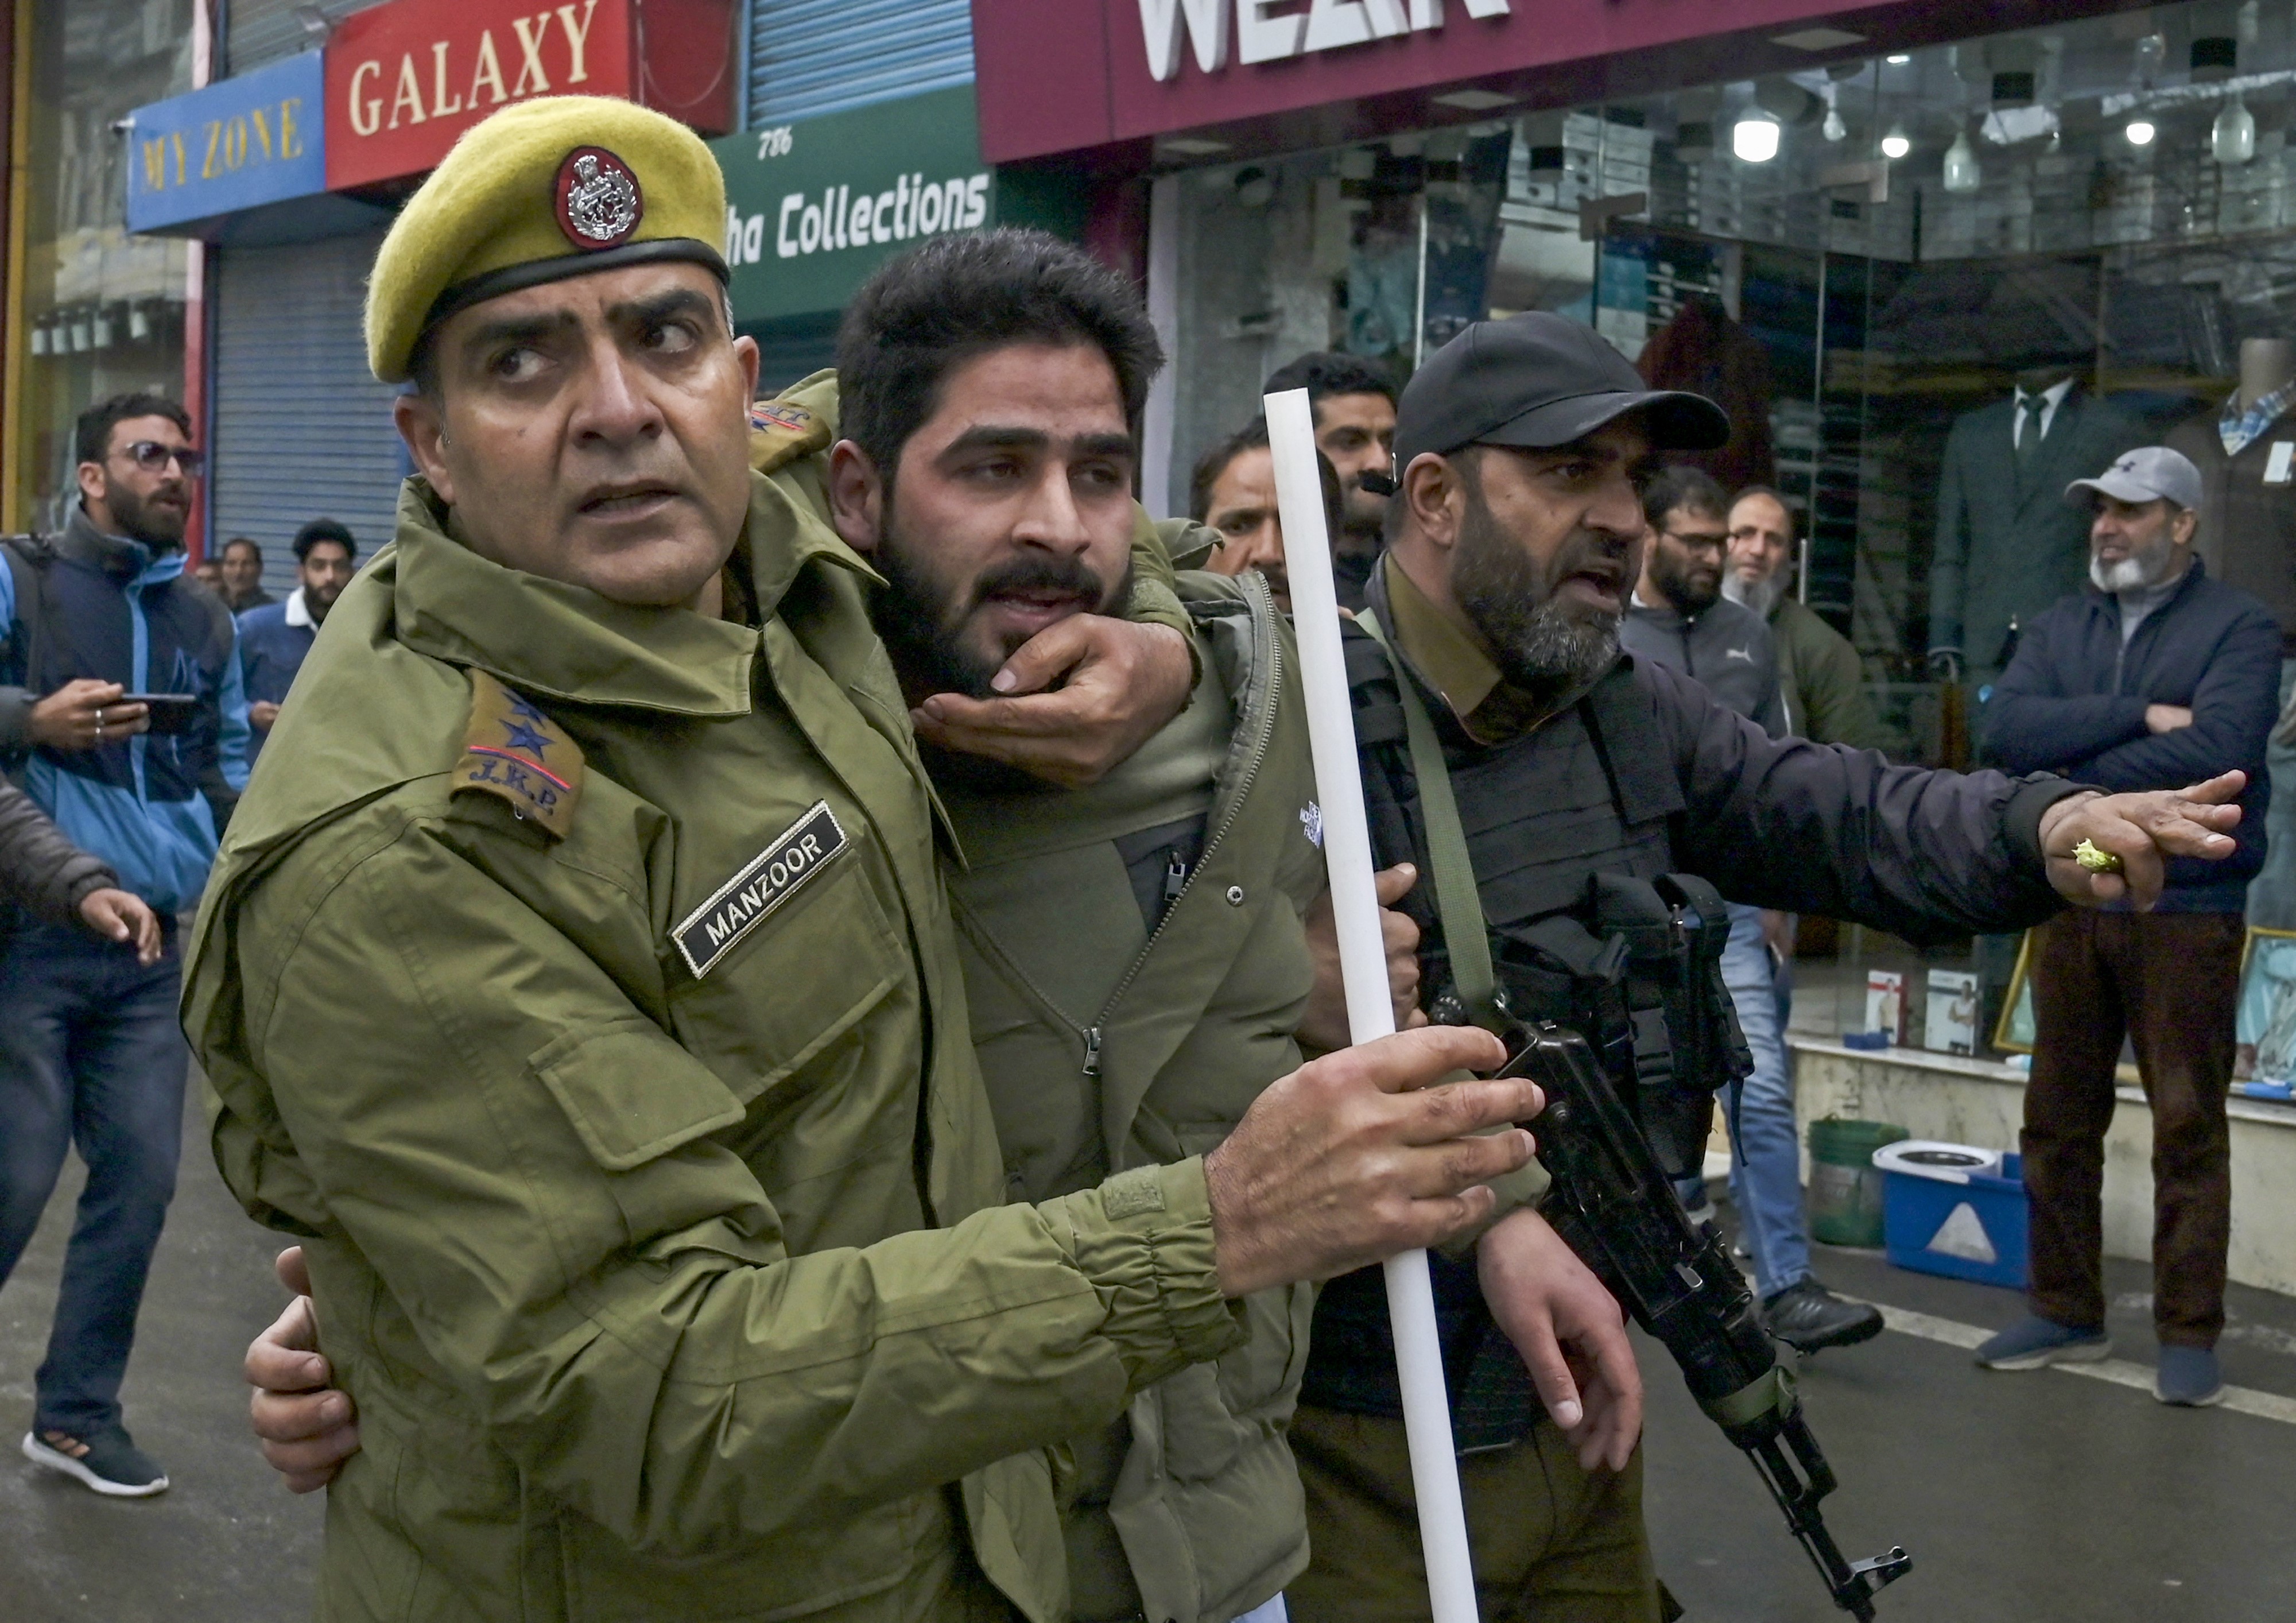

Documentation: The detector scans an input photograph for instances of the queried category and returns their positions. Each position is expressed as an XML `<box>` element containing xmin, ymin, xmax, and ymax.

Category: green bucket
<box><xmin>1806</xmin><ymin>1117</ymin><xmax>1910</xmax><ymax>1248</ymax></box>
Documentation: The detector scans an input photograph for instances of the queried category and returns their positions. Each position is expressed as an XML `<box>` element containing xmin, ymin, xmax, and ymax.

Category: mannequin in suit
<box><xmin>1928</xmin><ymin>367</ymin><xmax>2147</xmax><ymax>688</ymax></box>
<box><xmin>2170</xmin><ymin>338</ymin><xmax>2296</xmax><ymax>926</ymax></box>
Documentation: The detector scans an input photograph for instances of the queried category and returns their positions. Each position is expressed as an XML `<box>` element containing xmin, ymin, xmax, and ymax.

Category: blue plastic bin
<box><xmin>1874</xmin><ymin>1141</ymin><xmax>2029</xmax><ymax>1290</ymax></box>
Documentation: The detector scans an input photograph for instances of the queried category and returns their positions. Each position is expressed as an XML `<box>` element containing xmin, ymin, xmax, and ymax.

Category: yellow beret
<box><xmin>366</xmin><ymin>95</ymin><xmax>727</xmax><ymax>384</ymax></box>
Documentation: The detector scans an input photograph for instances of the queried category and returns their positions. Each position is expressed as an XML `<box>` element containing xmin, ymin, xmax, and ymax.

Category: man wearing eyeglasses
<box><xmin>0</xmin><ymin>391</ymin><xmax>249</xmax><ymax>1498</ymax></box>
<box><xmin>1620</xmin><ymin>464</ymin><xmax>1882</xmax><ymax>1353</ymax></box>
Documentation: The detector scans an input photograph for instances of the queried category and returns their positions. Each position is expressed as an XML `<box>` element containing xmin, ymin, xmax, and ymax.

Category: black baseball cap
<box><xmin>1392</xmin><ymin>312</ymin><xmax>1731</xmax><ymax>465</ymax></box>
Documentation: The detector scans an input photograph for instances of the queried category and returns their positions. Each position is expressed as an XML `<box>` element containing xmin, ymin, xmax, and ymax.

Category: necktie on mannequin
<box><xmin>2016</xmin><ymin>393</ymin><xmax>2045</xmax><ymax>478</ymax></box>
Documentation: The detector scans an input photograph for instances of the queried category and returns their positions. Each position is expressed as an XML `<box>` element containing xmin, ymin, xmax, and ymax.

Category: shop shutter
<box><xmin>224</xmin><ymin>0</ymin><xmax>387</xmax><ymax>74</ymax></box>
<box><xmin>748</xmin><ymin>0</ymin><xmax>972</xmax><ymax>125</ymax></box>
<box><xmin>210</xmin><ymin>231</ymin><xmax>408</xmax><ymax>601</ymax></box>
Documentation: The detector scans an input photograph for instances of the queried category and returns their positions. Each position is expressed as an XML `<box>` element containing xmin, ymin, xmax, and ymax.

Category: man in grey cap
<box><xmin>1292</xmin><ymin>321</ymin><xmax>2251</xmax><ymax>1622</ymax></box>
<box><xmin>1980</xmin><ymin>446</ymin><xmax>2280</xmax><ymax>1407</ymax></box>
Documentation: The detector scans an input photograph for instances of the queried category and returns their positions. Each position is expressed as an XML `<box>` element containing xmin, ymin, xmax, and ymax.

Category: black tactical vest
<box><xmin>1301</xmin><ymin>615</ymin><xmax>1733</xmax><ymax>1446</ymax></box>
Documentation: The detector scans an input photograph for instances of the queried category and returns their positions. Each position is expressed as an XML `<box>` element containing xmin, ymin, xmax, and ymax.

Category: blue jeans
<box><xmin>0</xmin><ymin>917</ymin><xmax>187</xmax><ymax>1436</ymax></box>
<box><xmin>1719</xmin><ymin>902</ymin><xmax>1809</xmax><ymax>1299</ymax></box>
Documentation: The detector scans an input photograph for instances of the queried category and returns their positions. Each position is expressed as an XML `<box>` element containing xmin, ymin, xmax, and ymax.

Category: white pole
<box><xmin>1265</xmin><ymin>387</ymin><xmax>1480</xmax><ymax>1623</ymax></box>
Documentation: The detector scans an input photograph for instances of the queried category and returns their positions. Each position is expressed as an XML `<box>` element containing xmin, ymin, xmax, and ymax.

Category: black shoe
<box><xmin>1762</xmin><ymin>1279</ymin><xmax>1884</xmax><ymax>1353</ymax></box>
<box><xmin>22</xmin><ymin>1426</ymin><xmax>169</xmax><ymax>1497</ymax></box>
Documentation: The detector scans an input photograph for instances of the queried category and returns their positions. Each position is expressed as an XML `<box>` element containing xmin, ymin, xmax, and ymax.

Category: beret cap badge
<box><xmin>555</xmin><ymin>146</ymin><xmax>643</xmax><ymax>249</ymax></box>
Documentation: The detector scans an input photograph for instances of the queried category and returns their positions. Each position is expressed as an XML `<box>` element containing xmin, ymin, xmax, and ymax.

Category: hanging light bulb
<box><xmin>1732</xmin><ymin>115</ymin><xmax>1781</xmax><ymax>162</ymax></box>
<box><xmin>1880</xmin><ymin>126</ymin><xmax>1912</xmax><ymax>160</ymax></box>
<box><xmin>1822</xmin><ymin>86</ymin><xmax>1847</xmax><ymax>142</ymax></box>
<box><xmin>2214</xmin><ymin>94</ymin><xmax>2257</xmax><ymax>164</ymax></box>
<box><xmin>1942</xmin><ymin>129</ymin><xmax>1982</xmax><ymax>192</ymax></box>
<box><xmin>2126</xmin><ymin>117</ymin><xmax>2158</xmax><ymax>147</ymax></box>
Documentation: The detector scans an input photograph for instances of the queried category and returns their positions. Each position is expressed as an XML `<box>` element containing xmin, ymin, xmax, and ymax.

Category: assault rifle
<box><xmin>1498</xmin><ymin>1018</ymin><xmax>1913</xmax><ymax>1621</ymax></box>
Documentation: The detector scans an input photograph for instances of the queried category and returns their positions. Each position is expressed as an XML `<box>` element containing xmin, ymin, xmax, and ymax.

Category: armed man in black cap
<box><xmin>1285</xmin><ymin>312</ymin><xmax>2249</xmax><ymax>1623</ymax></box>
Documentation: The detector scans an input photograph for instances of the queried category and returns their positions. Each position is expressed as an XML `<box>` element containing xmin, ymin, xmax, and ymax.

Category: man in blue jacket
<box><xmin>0</xmin><ymin>391</ymin><xmax>249</xmax><ymax>1496</ymax></box>
<box><xmin>1980</xmin><ymin>446</ymin><xmax>2279</xmax><ymax>1407</ymax></box>
<box><xmin>237</xmin><ymin>518</ymin><xmax>356</xmax><ymax>768</ymax></box>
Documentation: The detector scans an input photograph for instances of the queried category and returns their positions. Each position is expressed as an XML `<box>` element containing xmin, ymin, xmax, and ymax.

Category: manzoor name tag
<box><xmin>673</xmin><ymin>802</ymin><xmax>849</xmax><ymax>979</ymax></box>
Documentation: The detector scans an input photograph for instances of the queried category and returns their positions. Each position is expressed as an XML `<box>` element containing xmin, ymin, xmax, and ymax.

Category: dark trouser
<box><xmin>1287</xmin><ymin>1406</ymin><xmax>1663</xmax><ymax>1623</ymax></box>
<box><xmin>0</xmin><ymin>918</ymin><xmax>187</xmax><ymax>1435</ymax></box>
<box><xmin>2023</xmin><ymin>909</ymin><xmax>2241</xmax><ymax>1348</ymax></box>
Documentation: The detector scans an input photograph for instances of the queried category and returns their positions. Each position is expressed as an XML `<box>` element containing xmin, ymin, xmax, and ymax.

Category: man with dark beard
<box><xmin>0</xmin><ymin>391</ymin><xmax>247</xmax><ymax>1497</ymax></box>
<box><xmin>1289</xmin><ymin>313</ymin><xmax>2251</xmax><ymax>1622</ymax></box>
<box><xmin>1624</xmin><ymin>465</ymin><xmax>1879</xmax><ymax>1351</ymax></box>
<box><xmin>1622</xmin><ymin>464</ymin><xmax>1782</xmax><ymax>734</ymax></box>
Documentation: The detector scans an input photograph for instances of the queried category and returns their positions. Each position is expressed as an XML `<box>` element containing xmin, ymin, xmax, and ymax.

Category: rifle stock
<box><xmin>1498</xmin><ymin>1020</ymin><xmax>1913</xmax><ymax>1621</ymax></box>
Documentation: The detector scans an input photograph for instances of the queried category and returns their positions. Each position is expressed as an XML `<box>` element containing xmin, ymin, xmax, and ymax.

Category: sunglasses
<box><xmin>115</xmin><ymin>441</ymin><xmax>204</xmax><ymax>476</ymax></box>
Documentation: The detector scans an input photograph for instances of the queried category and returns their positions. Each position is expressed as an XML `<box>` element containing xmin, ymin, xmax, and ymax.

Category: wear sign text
<box><xmin>1138</xmin><ymin>0</ymin><xmax>1510</xmax><ymax>82</ymax></box>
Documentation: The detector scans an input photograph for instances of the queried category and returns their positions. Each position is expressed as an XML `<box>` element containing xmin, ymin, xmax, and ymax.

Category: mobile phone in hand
<box><xmin>119</xmin><ymin>693</ymin><xmax>200</xmax><ymax>735</ymax></box>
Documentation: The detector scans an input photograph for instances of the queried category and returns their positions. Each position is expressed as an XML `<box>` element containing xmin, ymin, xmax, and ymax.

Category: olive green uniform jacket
<box><xmin>949</xmin><ymin>563</ymin><xmax>1321</xmax><ymax>1623</ymax></box>
<box><xmin>187</xmin><ymin>458</ymin><xmax>1246</xmax><ymax>1621</ymax></box>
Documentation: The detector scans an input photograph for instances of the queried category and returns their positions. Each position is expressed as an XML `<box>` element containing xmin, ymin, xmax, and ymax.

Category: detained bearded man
<box><xmin>189</xmin><ymin>102</ymin><xmax>1550</xmax><ymax>1623</ymax></box>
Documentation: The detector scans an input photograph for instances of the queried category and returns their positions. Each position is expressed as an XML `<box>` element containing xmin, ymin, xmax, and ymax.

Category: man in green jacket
<box><xmin>1721</xmin><ymin>485</ymin><xmax>1898</xmax><ymax>754</ymax></box>
<box><xmin>191</xmin><ymin>98</ymin><xmax>1546</xmax><ymax>1623</ymax></box>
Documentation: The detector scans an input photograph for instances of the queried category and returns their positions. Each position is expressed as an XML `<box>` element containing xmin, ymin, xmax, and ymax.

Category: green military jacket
<box><xmin>187</xmin><ymin>451</ymin><xmax>1246</xmax><ymax>1621</ymax></box>
<box><xmin>947</xmin><ymin>561</ymin><xmax>1321</xmax><ymax>1623</ymax></box>
<box><xmin>1767</xmin><ymin>593</ymin><xmax>1898</xmax><ymax>756</ymax></box>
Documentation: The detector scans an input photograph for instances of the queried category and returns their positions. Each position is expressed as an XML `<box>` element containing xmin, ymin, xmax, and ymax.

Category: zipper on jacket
<box><xmin>1163</xmin><ymin>851</ymin><xmax>1190</xmax><ymax>907</ymax></box>
<box><xmin>955</xmin><ymin>572</ymin><xmax>1286</xmax><ymax>1079</ymax></box>
<box><xmin>1085</xmin><ymin>574</ymin><xmax>1283</xmax><ymax>1032</ymax></box>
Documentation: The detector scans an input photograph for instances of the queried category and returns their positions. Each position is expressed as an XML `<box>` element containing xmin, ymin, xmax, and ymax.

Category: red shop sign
<box><xmin>971</xmin><ymin>0</ymin><xmax>1948</xmax><ymax>164</ymax></box>
<box><xmin>324</xmin><ymin>0</ymin><xmax>736</xmax><ymax>191</ymax></box>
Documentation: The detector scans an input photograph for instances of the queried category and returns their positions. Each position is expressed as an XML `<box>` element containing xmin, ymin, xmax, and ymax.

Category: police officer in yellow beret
<box><xmin>186</xmin><ymin>95</ymin><xmax>1542</xmax><ymax>1621</ymax></box>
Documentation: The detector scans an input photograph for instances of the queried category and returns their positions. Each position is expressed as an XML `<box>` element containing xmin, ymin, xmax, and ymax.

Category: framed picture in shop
<box><xmin>2234</xmin><ymin>927</ymin><xmax>2296</xmax><ymax>1099</ymax></box>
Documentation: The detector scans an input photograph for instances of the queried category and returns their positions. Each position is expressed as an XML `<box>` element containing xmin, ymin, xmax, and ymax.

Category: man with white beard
<box><xmin>1721</xmin><ymin>486</ymin><xmax>1894</xmax><ymax>754</ymax></box>
<box><xmin>1980</xmin><ymin>447</ymin><xmax>2281</xmax><ymax>1407</ymax></box>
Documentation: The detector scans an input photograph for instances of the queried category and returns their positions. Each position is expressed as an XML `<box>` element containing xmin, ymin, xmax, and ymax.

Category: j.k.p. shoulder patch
<box><xmin>748</xmin><ymin>398</ymin><xmax>832</xmax><ymax>475</ymax></box>
<box><xmin>672</xmin><ymin>801</ymin><xmax>849</xmax><ymax>979</ymax></box>
<box><xmin>453</xmin><ymin>670</ymin><xmax>584</xmax><ymax>839</ymax></box>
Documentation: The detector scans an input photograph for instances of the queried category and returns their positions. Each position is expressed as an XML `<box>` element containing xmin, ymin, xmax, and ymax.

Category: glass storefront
<box><xmin>1159</xmin><ymin>0</ymin><xmax>2296</xmax><ymax>1047</ymax></box>
<box><xmin>10</xmin><ymin>0</ymin><xmax>195</xmax><ymax>531</ymax></box>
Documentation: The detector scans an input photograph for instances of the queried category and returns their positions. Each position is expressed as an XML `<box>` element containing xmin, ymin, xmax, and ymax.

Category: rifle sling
<box><xmin>1358</xmin><ymin>609</ymin><xmax>1502</xmax><ymax>1032</ymax></box>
